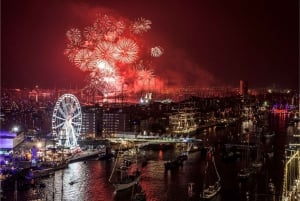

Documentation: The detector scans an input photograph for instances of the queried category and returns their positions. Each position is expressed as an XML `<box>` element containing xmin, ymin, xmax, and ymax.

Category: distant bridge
<box><xmin>106</xmin><ymin>136</ymin><xmax>202</xmax><ymax>151</ymax></box>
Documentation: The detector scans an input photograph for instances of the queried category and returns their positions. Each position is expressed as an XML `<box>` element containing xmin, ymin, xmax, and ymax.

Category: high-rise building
<box><xmin>81</xmin><ymin>107</ymin><xmax>96</xmax><ymax>138</ymax></box>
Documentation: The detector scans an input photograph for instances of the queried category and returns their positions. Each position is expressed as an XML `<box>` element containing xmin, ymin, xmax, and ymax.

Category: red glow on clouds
<box><xmin>156</xmin><ymin>47</ymin><xmax>219</xmax><ymax>87</ymax></box>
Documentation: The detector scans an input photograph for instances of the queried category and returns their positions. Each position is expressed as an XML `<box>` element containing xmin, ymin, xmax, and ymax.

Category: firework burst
<box><xmin>64</xmin><ymin>11</ymin><xmax>163</xmax><ymax>97</ymax></box>
<box><xmin>151</xmin><ymin>46</ymin><xmax>164</xmax><ymax>57</ymax></box>
<box><xmin>64</xmin><ymin>47</ymin><xmax>79</xmax><ymax>62</ymax></box>
<box><xmin>131</xmin><ymin>18</ymin><xmax>152</xmax><ymax>35</ymax></box>
<box><xmin>94</xmin><ymin>42</ymin><xmax>118</xmax><ymax>64</ymax></box>
<box><xmin>74</xmin><ymin>49</ymin><xmax>93</xmax><ymax>71</ymax></box>
<box><xmin>95</xmin><ymin>59</ymin><xmax>116</xmax><ymax>74</ymax></box>
<box><xmin>115</xmin><ymin>38</ymin><xmax>139</xmax><ymax>64</ymax></box>
<box><xmin>66</xmin><ymin>28</ymin><xmax>82</xmax><ymax>45</ymax></box>
<box><xmin>137</xmin><ymin>68</ymin><xmax>154</xmax><ymax>82</ymax></box>
<box><xmin>83</xmin><ymin>26</ymin><xmax>99</xmax><ymax>42</ymax></box>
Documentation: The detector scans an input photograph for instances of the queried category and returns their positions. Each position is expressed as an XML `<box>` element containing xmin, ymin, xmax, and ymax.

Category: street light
<box><xmin>36</xmin><ymin>142</ymin><xmax>42</xmax><ymax>149</ymax></box>
<box><xmin>12</xmin><ymin>126</ymin><xmax>19</xmax><ymax>133</ymax></box>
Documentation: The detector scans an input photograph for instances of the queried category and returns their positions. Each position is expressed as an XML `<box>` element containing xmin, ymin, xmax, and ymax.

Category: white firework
<box><xmin>94</xmin><ymin>41</ymin><xmax>118</xmax><ymax>64</ymax></box>
<box><xmin>83</xmin><ymin>25</ymin><xmax>100</xmax><ymax>41</ymax></box>
<box><xmin>74</xmin><ymin>49</ymin><xmax>93</xmax><ymax>71</ymax></box>
<box><xmin>95</xmin><ymin>59</ymin><xmax>116</xmax><ymax>74</ymax></box>
<box><xmin>151</xmin><ymin>46</ymin><xmax>164</xmax><ymax>57</ymax></box>
<box><xmin>131</xmin><ymin>18</ymin><xmax>152</xmax><ymax>34</ymax></box>
<box><xmin>89</xmin><ymin>69</ymin><xmax>121</xmax><ymax>94</ymax></box>
<box><xmin>115</xmin><ymin>38</ymin><xmax>139</xmax><ymax>64</ymax></box>
<box><xmin>137</xmin><ymin>68</ymin><xmax>154</xmax><ymax>81</ymax></box>
<box><xmin>135</xmin><ymin>60</ymin><xmax>146</xmax><ymax>71</ymax></box>
<box><xmin>104</xmin><ymin>31</ymin><xmax>118</xmax><ymax>42</ymax></box>
<box><xmin>66</xmin><ymin>28</ymin><xmax>82</xmax><ymax>45</ymax></box>
<box><xmin>96</xmin><ymin>14</ymin><xmax>115</xmax><ymax>33</ymax></box>
<box><xmin>115</xmin><ymin>20</ymin><xmax>126</xmax><ymax>35</ymax></box>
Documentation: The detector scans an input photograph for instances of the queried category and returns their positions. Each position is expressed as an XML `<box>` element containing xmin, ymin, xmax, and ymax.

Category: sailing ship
<box><xmin>237</xmin><ymin>134</ymin><xmax>254</xmax><ymax>179</ymax></box>
<box><xmin>131</xmin><ymin>184</ymin><xmax>146</xmax><ymax>201</ymax></box>
<box><xmin>201</xmin><ymin>149</ymin><xmax>221</xmax><ymax>199</ymax></box>
<box><xmin>169</xmin><ymin>107</ymin><xmax>198</xmax><ymax>137</ymax></box>
<box><xmin>252</xmin><ymin>132</ymin><xmax>263</xmax><ymax>168</ymax></box>
<box><xmin>109</xmin><ymin>143</ymin><xmax>141</xmax><ymax>192</ymax></box>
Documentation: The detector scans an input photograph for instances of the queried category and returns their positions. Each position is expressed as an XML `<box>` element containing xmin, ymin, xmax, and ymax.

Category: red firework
<box><xmin>83</xmin><ymin>26</ymin><xmax>100</xmax><ymax>42</ymax></box>
<box><xmin>115</xmin><ymin>38</ymin><xmax>139</xmax><ymax>64</ymax></box>
<box><xmin>64</xmin><ymin>11</ymin><xmax>163</xmax><ymax>96</ymax></box>
<box><xmin>131</xmin><ymin>18</ymin><xmax>152</xmax><ymax>35</ymax></box>
<box><xmin>74</xmin><ymin>49</ymin><xmax>93</xmax><ymax>71</ymax></box>
<box><xmin>66</xmin><ymin>28</ymin><xmax>82</xmax><ymax>45</ymax></box>
<box><xmin>94</xmin><ymin>41</ymin><xmax>118</xmax><ymax>64</ymax></box>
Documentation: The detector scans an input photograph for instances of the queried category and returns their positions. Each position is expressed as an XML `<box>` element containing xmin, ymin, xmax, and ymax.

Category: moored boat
<box><xmin>202</xmin><ymin>181</ymin><xmax>221</xmax><ymax>199</ymax></box>
<box><xmin>132</xmin><ymin>190</ymin><xmax>146</xmax><ymax>201</ymax></box>
<box><xmin>201</xmin><ymin>150</ymin><xmax>221</xmax><ymax>199</ymax></box>
<box><xmin>109</xmin><ymin>143</ymin><xmax>142</xmax><ymax>192</ymax></box>
<box><xmin>237</xmin><ymin>168</ymin><xmax>254</xmax><ymax>179</ymax></box>
<box><xmin>112</xmin><ymin>169</ymin><xmax>141</xmax><ymax>192</ymax></box>
<box><xmin>30</xmin><ymin>167</ymin><xmax>54</xmax><ymax>178</ymax></box>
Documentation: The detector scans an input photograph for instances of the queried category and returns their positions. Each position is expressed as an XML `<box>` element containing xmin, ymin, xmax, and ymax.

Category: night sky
<box><xmin>1</xmin><ymin>0</ymin><xmax>299</xmax><ymax>90</ymax></box>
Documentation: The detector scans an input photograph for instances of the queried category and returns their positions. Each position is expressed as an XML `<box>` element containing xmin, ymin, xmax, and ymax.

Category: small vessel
<box><xmin>26</xmin><ymin>158</ymin><xmax>69</xmax><ymax>180</ymax></box>
<box><xmin>26</xmin><ymin>167</ymin><xmax>54</xmax><ymax>179</ymax></box>
<box><xmin>98</xmin><ymin>147</ymin><xmax>114</xmax><ymax>160</ymax></box>
<box><xmin>252</xmin><ymin>132</ymin><xmax>263</xmax><ymax>168</ymax></box>
<box><xmin>131</xmin><ymin>184</ymin><xmax>146</xmax><ymax>201</ymax></box>
<box><xmin>268</xmin><ymin>178</ymin><xmax>275</xmax><ymax>194</ymax></box>
<box><xmin>42</xmin><ymin>158</ymin><xmax>69</xmax><ymax>171</ymax></box>
<box><xmin>164</xmin><ymin>151</ymin><xmax>188</xmax><ymax>171</ymax></box>
<box><xmin>237</xmin><ymin>168</ymin><xmax>253</xmax><ymax>179</ymax></box>
<box><xmin>263</xmin><ymin>130</ymin><xmax>275</xmax><ymax>138</ymax></box>
<box><xmin>109</xmin><ymin>143</ymin><xmax>141</xmax><ymax>192</ymax></box>
<box><xmin>164</xmin><ymin>158</ymin><xmax>183</xmax><ymax>170</ymax></box>
<box><xmin>201</xmin><ymin>150</ymin><xmax>221</xmax><ymax>199</ymax></box>
<box><xmin>132</xmin><ymin>191</ymin><xmax>146</xmax><ymax>201</ymax></box>
<box><xmin>237</xmin><ymin>133</ymin><xmax>254</xmax><ymax>180</ymax></box>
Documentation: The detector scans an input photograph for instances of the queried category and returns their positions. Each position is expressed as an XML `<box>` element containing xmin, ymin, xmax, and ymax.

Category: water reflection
<box><xmin>4</xmin><ymin>115</ymin><xmax>290</xmax><ymax>201</ymax></box>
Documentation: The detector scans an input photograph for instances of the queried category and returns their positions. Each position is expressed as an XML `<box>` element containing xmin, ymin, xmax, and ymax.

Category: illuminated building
<box><xmin>0</xmin><ymin>130</ymin><xmax>24</xmax><ymax>157</ymax></box>
<box><xmin>100</xmin><ymin>107</ymin><xmax>131</xmax><ymax>138</ymax></box>
<box><xmin>80</xmin><ymin>107</ymin><xmax>96</xmax><ymax>139</ymax></box>
<box><xmin>102</xmin><ymin>112</ymin><xmax>120</xmax><ymax>137</ymax></box>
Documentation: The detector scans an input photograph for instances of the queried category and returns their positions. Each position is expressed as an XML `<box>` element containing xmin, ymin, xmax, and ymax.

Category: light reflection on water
<box><xmin>46</xmin><ymin>160</ymin><xmax>115</xmax><ymax>201</ymax></box>
<box><xmin>4</xmin><ymin>114</ymin><xmax>289</xmax><ymax>201</ymax></box>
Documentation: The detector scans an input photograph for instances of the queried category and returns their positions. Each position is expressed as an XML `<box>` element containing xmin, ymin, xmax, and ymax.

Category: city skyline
<box><xmin>1</xmin><ymin>0</ymin><xmax>299</xmax><ymax>90</ymax></box>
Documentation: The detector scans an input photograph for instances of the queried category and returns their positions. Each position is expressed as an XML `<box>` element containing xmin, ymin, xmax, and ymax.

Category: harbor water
<box><xmin>2</xmin><ymin>112</ymin><xmax>294</xmax><ymax>201</ymax></box>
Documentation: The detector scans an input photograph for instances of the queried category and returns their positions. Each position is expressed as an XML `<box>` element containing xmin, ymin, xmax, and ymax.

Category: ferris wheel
<box><xmin>52</xmin><ymin>94</ymin><xmax>82</xmax><ymax>149</ymax></box>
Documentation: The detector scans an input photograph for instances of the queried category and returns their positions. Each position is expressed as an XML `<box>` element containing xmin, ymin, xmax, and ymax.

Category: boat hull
<box><xmin>202</xmin><ymin>184</ymin><xmax>221</xmax><ymax>199</ymax></box>
<box><xmin>113</xmin><ymin>175</ymin><xmax>141</xmax><ymax>192</ymax></box>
